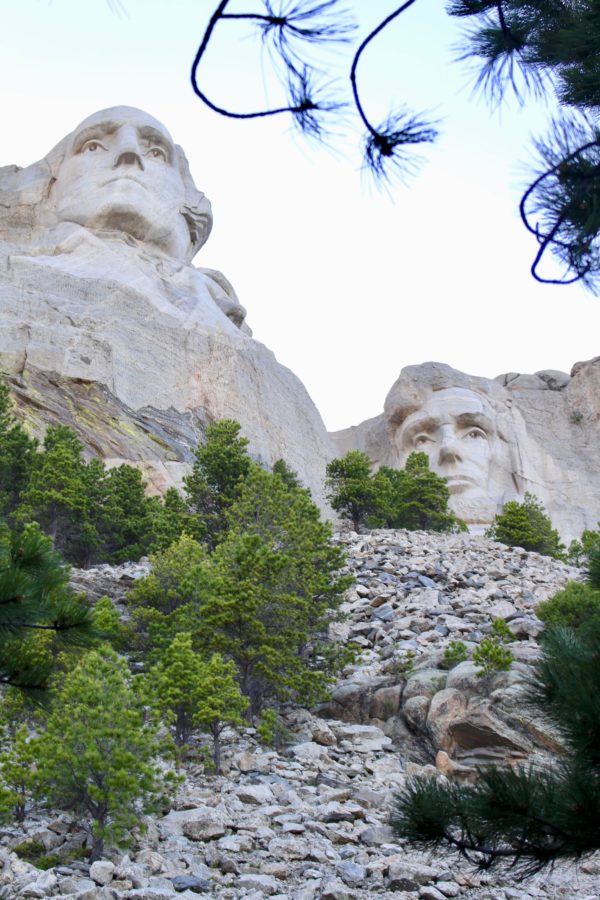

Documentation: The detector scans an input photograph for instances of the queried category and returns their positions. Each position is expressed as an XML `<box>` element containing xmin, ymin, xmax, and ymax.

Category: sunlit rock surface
<box><xmin>0</xmin><ymin>106</ymin><xmax>335</xmax><ymax>502</ymax></box>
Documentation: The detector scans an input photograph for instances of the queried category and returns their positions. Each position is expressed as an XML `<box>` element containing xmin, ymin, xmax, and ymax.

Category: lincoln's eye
<box><xmin>148</xmin><ymin>146</ymin><xmax>167</xmax><ymax>161</ymax></box>
<box><xmin>465</xmin><ymin>428</ymin><xmax>486</xmax><ymax>440</ymax></box>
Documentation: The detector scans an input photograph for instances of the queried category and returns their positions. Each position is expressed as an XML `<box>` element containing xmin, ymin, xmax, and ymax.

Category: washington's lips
<box><xmin>102</xmin><ymin>175</ymin><xmax>148</xmax><ymax>190</ymax></box>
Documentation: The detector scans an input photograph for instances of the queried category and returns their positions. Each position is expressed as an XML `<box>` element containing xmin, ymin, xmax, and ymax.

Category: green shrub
<box><xmin>485</xmin><ymin>492</ymin><xmax>565</xmax><ymax>560</ymax></box>
<box><xmin>257</xmin><ymin>709</ymin><xmax>292</xmax><ymax>749</ymax></box>
<box><xmin>442</xmin><ymin>640</ymin><xmax>469</xmax><ymax>670</ymax></box>
<box><xmin>473</xmin><ymin>638</ymin><xmax>514</xmax><ymax>678</ymax></box>
<box><xmin>12</xmin><ymin>841</ymin><xmax>61</xmax><ymax>870</ymax></box>
<box><xmin>387</xmin><ymin>650</ymin><xmax>416</xmax><ymax>680</ymax></box>
<box><xmin>566</xmin><ymin>525</ymin><xmax>600</xmax><ymax>566</ymax></box>
<box><xmin>537</xmin><ymin>581</ymin><xmax>600</xmax><ymax>643</ymax></box>
<box><xmin>490</xmin><ymin>618</ymin><xmax>514</xmax><ymax>643</ymax></box>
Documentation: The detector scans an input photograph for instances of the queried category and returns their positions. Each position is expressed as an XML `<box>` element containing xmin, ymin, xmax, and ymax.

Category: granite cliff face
<box><xmin>333</xmin><ymin>361</ymin><xmax>600</xmax><ymax>542</ymax></box>
<box><xmin>0</xmin><ymin>107</ymin><xmax>335</xmax><ymax>503</ymax></box>
<box><xmin>0</xmin><ymin>106</ymin><xmax>598</xmax><ymax>530</ymax></box>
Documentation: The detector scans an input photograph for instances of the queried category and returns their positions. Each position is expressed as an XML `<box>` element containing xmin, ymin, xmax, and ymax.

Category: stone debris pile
<box><xmin>2</xmin><ymin>530</ymin><xmax>599</xmax><ymax>899</ymax></box>
<box><xmin>321</xmin><ymin>530</ymin><xmax>580</xmax><ymax>771</ymax></box>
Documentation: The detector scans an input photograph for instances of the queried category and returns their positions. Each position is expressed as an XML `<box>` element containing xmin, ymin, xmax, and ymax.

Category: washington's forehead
<box><xmin>70</xmin><ymin>107</ymin><xmax>174</xmax><ymax>143</ymax></box>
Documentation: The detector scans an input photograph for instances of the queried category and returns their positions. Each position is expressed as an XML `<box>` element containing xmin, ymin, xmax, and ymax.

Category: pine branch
<box><xmin>350</xmin><ymin>1</ymin><xmax>439</xmax><ymax>183</ymax></box>
<box><xmin>519</xmin><ymin>115</ymin><xmax>600</xmax><ymax>288</ymax></box>
<box><xmin>190</xmin><ymin>0</ymin><xmax>353</xmax><ymax>129</ymax></box>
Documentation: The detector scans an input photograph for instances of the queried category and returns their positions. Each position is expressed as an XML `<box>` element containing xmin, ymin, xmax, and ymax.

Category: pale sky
<box><xmin>2</xmin><ymin>0</ymin><xmax>599</xmax><ymax>431</ymax></box>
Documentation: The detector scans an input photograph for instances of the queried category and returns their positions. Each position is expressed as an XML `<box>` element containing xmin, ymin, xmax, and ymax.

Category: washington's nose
<box><xmin>113</xmin><ymin>126</ymin><xmax>144</xmax><ymax>171</ymax></box>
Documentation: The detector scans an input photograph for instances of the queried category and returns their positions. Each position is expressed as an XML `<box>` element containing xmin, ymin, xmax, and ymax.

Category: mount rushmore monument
<box><xmin>333</xmin><ymin>360</ymin><xmax>600</xmax><ymax>542</ymax></box>
<box><xmin>0</xmin><ymin>106</ymin><xmax>599</xmax><ymax>540</ymax></box>
<box><xmin>0</xmin><ymin>106</ymin><xmax>336</xmax><ymax>504</ymax></box>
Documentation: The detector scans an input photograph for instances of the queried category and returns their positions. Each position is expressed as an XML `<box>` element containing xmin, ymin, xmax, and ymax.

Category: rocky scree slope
<box><xmin>2</xmin><ymin>531</ymin><xmax>600</xmax><ymax>900</ymax></box>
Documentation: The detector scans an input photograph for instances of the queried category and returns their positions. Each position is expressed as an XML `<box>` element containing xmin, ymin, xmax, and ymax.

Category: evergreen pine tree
<box><xmin>194</xmin><ymin>652</ymin><xmax>248</xmax><ymax>774</ymax></box>
<box><xmin>0</xmin><ymin>523</ymin><xmax>93</xmax><ymax>691</ymax></box>
<box><xmin>0</xmin><ymin>723</ymin><xmax>37</xmax><ymax>823</ymax></box>
<box><xmin>99</xmin><ymin>464</ymin><xmax>159</xmax><ymax>563</ymax></box>
<box><xmin>374</xmin><ymin>453</ymin><xmax>458</xmax><ymax>532</ymax></box>
<box><xmin>184</xmin><ymin>420</ymin><xmax>251</xmax><ymax>548</ymax></box>
<box><xmin>33</xmin><ymin>649</ymin><xmax>175</xmax><ymax>861</ymax></box>
<box><xmin>201</xmin><ymin>465</ymin><xmax>351</xmax><ymax>713</ymax></box>
<box><xmin>486</xmin><ymin>493</ymin><xmax>565</xmax><ymax>559</ymax></box>
<box><xmin>16</xmin><ymin>426</ymin><xmax>103</xmax><ymax>566</ymax></box>
<box><xmin>142</xmin><ymin>633</ymin><xmax>247</xmax><ymax>772</ymax></box>
<box><xmin>272</xmin><ymin>458</ymin><xmax>303</xmax><ymax>491</ymax></box>
<box><xmin>192</xmin><ymin>2</ymin><xmax>600</xmax><ymax>287</ymax></box>
<box><xmin>0</xmin><ymin>381</ymin><xmax>37</xmax><ymax>518</ymax></box>
<box><xmin>325</xmin><ymin>450</ymin><xmax>381</xmax><ymax>532</ymax></box>
<box><xmin>126</xmin><ymin>534</ymin><xmax>208</xmax><ymax>658</ymax></box>
<box><xmin>151</xmin><ymin>486</ymin><xmax>193</xmax><ymax>551</ymax></box>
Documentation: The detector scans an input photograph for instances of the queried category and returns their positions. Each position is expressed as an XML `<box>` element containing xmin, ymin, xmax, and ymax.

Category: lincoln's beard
<box><xmin>448</xmin><ymin>492</ymin><xmax>498</xmax><ymax>524</ymax></box>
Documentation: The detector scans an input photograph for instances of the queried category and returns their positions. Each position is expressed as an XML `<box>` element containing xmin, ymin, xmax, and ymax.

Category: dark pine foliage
<box><xmin>0</xmin><ymin>523</ymin><xmax>94</xmax><ymax>692</ymax></box>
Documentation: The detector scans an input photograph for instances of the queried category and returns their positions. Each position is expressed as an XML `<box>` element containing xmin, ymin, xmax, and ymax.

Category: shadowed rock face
<box><xmin>0</xmin><ymin>106</ymin><xmax>335</xmax><ymax>503</ymax></box>
<box><xmin>332</xmin><ymin>361</ymin><xmax>600</xmax><ymax>542</ymax></box>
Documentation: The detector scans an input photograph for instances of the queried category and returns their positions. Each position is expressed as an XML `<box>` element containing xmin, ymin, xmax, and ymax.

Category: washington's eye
<box><xmin>81</xmin><ymin>140</ymin><xmax>106</xmax><ymax>153</ymax></box>
<box><xmin>147</xmin><ymin>146</ymin><xmax>167</xmax><ymax>161</ymax></box>
<box><xmin>414</xmin><ymin>434</ymin><xmax>432</xmax><ymax>446</ymax></box>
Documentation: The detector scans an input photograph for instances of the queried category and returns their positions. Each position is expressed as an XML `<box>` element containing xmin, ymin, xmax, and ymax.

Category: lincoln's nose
<box><xmin>438</xmin><ymin>427</ymin><xmax>462</xmax><ymax>464</ymax></box>
<box><xmin>113</xmin><ymin>126</ymin><xmax>144</xmax><ymax>171</ymax></box>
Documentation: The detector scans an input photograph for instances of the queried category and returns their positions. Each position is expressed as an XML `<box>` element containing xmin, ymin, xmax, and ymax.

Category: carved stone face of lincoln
<box><xmin>52</xmin><ymin>107</ymin><xmax>193</xmax><ymax>258</ymax></box>
<box><xmin>395</xmin><ymin>388</ymin><xmax>495</xmax><ymax>501</ymax></box>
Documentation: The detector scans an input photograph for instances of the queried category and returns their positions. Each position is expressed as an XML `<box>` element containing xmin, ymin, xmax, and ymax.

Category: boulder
<box><xmin>386</xmin><ymin>860</ymin><xmax>438</xmax><ymax>891</ymax></box>
<box><xmin>89</xmin><ymin>860</ymin><xmax>115</xmax><ymax>885</ymax></box>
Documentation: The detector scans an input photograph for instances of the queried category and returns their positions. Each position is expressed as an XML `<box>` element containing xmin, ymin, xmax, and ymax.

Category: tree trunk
<box><xmin>89</xmin><ymin>831</ymin><xmax>105</xmax><ymax>863</ymax></box>
<box><xmin>212</xmin><ymin>724</ymin><xmax>221</xmax><ymax>775</ymax></box>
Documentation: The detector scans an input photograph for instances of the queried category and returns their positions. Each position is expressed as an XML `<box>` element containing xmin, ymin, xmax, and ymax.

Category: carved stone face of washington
<box><xmin>50</xmin><ymin>107</ymin><xmax>210</xmax><ymax>260</ymax></box>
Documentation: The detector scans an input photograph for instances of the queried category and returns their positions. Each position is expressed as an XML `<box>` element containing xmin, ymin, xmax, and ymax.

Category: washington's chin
<box><xmin>91</xmin><ymin>206</ymin><xmax>157</xmax><ymax>242</ymax></box>
<box><xmin>59</xmin><ymin>205</ymin><xmax>181</xmax><ymax>255</ymax></box>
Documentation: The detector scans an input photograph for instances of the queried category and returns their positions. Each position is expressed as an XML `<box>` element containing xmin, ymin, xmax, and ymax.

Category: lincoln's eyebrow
<box><xmin>453</xmin><ymin>412</ymin><xmax>494</xmax><ymax>432</ymax></box>
<box><xmin>399</xmin><ymin>415</ymin><xmax>440</xmax><ymax>442</ymax></box>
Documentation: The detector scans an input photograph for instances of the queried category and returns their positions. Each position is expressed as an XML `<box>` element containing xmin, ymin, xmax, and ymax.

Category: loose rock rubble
<box><xmin>3</xmin><ymin>530</ymin><xmax>599</xmax><ymax>899</ymax></box>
